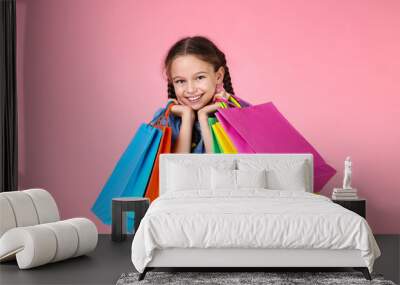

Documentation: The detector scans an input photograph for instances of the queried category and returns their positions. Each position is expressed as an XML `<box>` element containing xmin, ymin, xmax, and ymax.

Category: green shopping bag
<box><xmin>208</xmin><ymin>117</ymin><xmax>222</xmax><ymax>153</ymax></box>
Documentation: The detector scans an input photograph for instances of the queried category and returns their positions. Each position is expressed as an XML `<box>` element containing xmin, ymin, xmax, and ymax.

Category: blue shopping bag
<box><xmin>91</xmin><ymin>123</ymin><xmax>162</xmax><ymax>225</ymax></box>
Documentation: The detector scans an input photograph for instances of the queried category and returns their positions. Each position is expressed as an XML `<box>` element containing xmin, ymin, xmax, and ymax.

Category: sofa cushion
<box><xmin>0</xmin><ymin>218</ymin><xmax>97</xmax><ymax>269</ymax></box>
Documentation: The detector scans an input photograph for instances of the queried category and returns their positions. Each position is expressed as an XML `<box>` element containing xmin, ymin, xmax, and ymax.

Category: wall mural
<box><xmin>91</xmin><ymin>36</ymin><xmax>336</xmax><ymax>225</ymax></box>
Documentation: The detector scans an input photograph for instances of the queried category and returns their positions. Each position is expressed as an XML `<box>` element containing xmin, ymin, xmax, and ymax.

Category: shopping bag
<box><xmin>213</xmin><ymin>98</ymin><xmax>254</xmax><ymax>153</ymax></box>
<box><xmin>91</xmin><ymin>123</ymin><xmax>162</xmax><ymax>225</ymax></box>
<box><xmin>216</xmin><ymin>102</ymin><xmax>336</xmax><ymax>192</ymax></box>
<box><xmin>144</xmin><ymin>104</ymin><xmax>174</xmax><ymax>202</ymax></box>
<box><xmin>208</xmin><ymin>99</ymin><xmax>241</xmax><ymax>154</ymax></box>
<box><xmin>208</xmin><ymin>117</ymin><xmax>222</xmax><ymax>153</ymax></box>
<box><xmin>216</xmin><ymin>112</ymin><xmax>254</xmax><ymax>153</ymax></box>
<box><xmin>212</xmin><ymin>122</ymin><xmax>238</xmax><ymax>153</ymax></box>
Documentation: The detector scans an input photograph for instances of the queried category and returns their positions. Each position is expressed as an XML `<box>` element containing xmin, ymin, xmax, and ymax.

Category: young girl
<box><xmin>160</xmin><ymin>36</ymin><xmax>240</xmax><ymax>153</ymax></box>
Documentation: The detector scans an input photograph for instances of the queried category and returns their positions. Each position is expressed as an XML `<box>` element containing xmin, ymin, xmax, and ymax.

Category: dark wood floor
<box><xmin>0</xmin><ymin>235</ymin><xmax>399</xmax><ymax>285</ymax></box>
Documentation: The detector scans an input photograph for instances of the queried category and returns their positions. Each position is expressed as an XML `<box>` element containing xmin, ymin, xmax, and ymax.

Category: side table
<box><xmin>332</xmin><ymin>198</ymin><xmax>366</xmax><ymax>218</ymax></box>
<box><xmin>112</xmin><ymin>197</ymin><xmax>150</xmax><ymax>242</ymax></box>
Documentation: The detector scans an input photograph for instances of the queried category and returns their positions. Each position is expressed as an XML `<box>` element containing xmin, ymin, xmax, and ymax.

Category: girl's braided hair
<box><xmin>164</xmin><ymin>36</ymin><xmax>235</xmax><ymax>99</ymax></box>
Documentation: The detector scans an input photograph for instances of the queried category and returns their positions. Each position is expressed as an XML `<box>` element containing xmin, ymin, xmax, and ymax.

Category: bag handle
<box><xmin>152</xmin><ymin>102</ymin><xmax>175</xmax><ymax>127</ymax></box>
<box><xmin>164</xmin><ymin>101</ymin><xmax>174</xmax><ymax>119</ymax></box>
<box><xmin>214</xmin><ymin>94</ymin><xmax>242</xmax><ymax>108</ymax></box>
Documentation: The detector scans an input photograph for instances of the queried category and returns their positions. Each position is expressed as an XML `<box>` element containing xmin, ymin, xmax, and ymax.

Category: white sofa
<box><xmin>0</xmin><ymin>188</ymin><xmax>98</xmax><ymax>269</ymax></box>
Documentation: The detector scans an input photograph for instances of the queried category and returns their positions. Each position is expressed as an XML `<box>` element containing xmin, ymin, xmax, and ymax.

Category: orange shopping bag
<box><xmin>144</xmin><ymin>104</ymin><xmax>173</xmax><ymax>202</ymax></box>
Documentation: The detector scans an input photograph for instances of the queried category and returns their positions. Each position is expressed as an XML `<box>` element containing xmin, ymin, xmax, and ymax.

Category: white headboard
<box><xmin>159</xmin><ymin>154</ymin><xmax>314</xmax><ymax>194</ymax></box>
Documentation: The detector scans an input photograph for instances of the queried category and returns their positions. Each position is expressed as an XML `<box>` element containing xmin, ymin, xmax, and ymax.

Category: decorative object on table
<box><xmin>116</xmin><ymin>271</ymin><xmax>393</xmax><ymax>285</ymax></box>
<box><xmin>332</xmin><ymin>188</ymin><xmax>359</xmax><ymax>200</ymax></box>
<box><xmin>332</xmin><ymin>198</ymin><xmax>366</xmax><ymax>218</ymax></box>
<box><xmin>343</xmin><ymin>156</ymin><xmax>353</xmax><ymax>189</ymax></box>
<box><xmin>91</xmin><ymin>102</ymin><xmax>173</xmax><ymax>225</ymax></box>
<box><xmin>214</xmin><ymin>101</ymin><xmax>336</xmax><ymax>192</ymax></box>
<box><xmin>332</xmin><ymin>156</ymin><xmax>359</xmax><ymax>200</ymax></box>
<box><xmin>112</xmin><ymin>197</ymin><xmax>150</xmax><ymax>242</ymax></box>
<box><xmin>0</xmin><ymin>189</ymin><xmax>98</xmax><ymax>269</ymax></box>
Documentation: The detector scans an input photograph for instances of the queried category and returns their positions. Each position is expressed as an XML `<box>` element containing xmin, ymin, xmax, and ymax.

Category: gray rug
<box><xmin>116</xmin><ymin>271</ymin><xmax>396</xmax><ymax>285</ymax></box>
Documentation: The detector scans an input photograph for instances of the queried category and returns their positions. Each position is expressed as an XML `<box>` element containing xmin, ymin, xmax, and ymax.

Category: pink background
<box><xmin>16</xmin><ymin>0</ymin><xmax>400</xmax><ymax>234</ymax></box>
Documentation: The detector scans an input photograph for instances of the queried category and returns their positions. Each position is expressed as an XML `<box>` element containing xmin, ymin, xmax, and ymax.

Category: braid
<box><xmin>222</xmin><ymin>65</ymin><xmax>235</xmax><ymax>95</ymax></box>
<box><xmin>215</xmin><ymin>49</ymin><xmax>235</xmax><ymax>95</ymax></box>
<box><xmin>167</xmin><ymin>82</ymin><xmax>176</xmax><ymax>99</ymax></box>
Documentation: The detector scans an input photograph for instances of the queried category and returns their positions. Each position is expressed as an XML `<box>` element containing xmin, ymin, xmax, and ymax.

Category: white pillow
<box><xmin>166</xmin><ymin>159</ymin><xmax>235</xmax><ymax>192</ymax></box>
<box><xmin>211</xmin><ymin>168</ymin><xmax>236</xmax><ymax>190</ymax></box>
<box><xmin>211</xmin><ymin>168</ymin><xmax>267</xmax><ymax>190</ymax></box>
<box><xmin>238</xmin><ymin>159</ymin><xmax>308</xmax><ymax>191</ymax></box>
<box><xmin>236</xmin><ymin>169</ymin><xmax>267</xmax><ymax>189</ymax></box>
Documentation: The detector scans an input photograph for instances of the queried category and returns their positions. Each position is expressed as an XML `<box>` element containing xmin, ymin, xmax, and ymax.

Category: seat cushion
<box><xmin>0</xmin><ymin>196</ymin><xmax>17</xmax><ymax>237</ymax></box>
<box><xmin>0</xmin><ymin>189</ymin><xmax>60</xmax><ymax>238</ymax></box>
<box><xmin>0</xmin><ymin>218</ymin><xmax>98</xmax><ymax>269</ymax></box>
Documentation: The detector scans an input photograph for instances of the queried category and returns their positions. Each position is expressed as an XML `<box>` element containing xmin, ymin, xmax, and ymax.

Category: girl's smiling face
<box><xmin>170</xmin><ymin>55</ymin><xmax>224</xmax><ymax>110</ymax></box>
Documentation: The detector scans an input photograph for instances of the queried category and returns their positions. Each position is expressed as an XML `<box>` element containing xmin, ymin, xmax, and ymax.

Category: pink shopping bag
<box><xmin>216</xmin><ymin>102</ymin><xmax>336</xmax><ymax>192</ymax></box>
<box><xmin>215</xmin><ymin>112</ymin><xmax>254</xmax><ymax>153</ymax></box>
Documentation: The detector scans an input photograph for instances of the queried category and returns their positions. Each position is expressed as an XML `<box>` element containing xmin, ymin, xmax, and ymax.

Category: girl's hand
<box><xmin>197</xmin><ymin>95</ymin><xmax>226</xmax><ymax>154</ymax></box>
<box><xmin>197</xmin><ymin>90</ymin><xmax>230</xmax><ymax>119</ymax></box>
<box><xmin>169</xmin><ymin>99</ymin><xmax>195</xmax><ymax>122</ymax></box>
<box><xmin>169</xmin><ymin>99</ymin><xmax>195</xmax><ymax>153</ymax></box>
<box><xmin>197</xmin><ymin>102</ymin><xmax>221</xmax><ymax>120</ymax></box>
